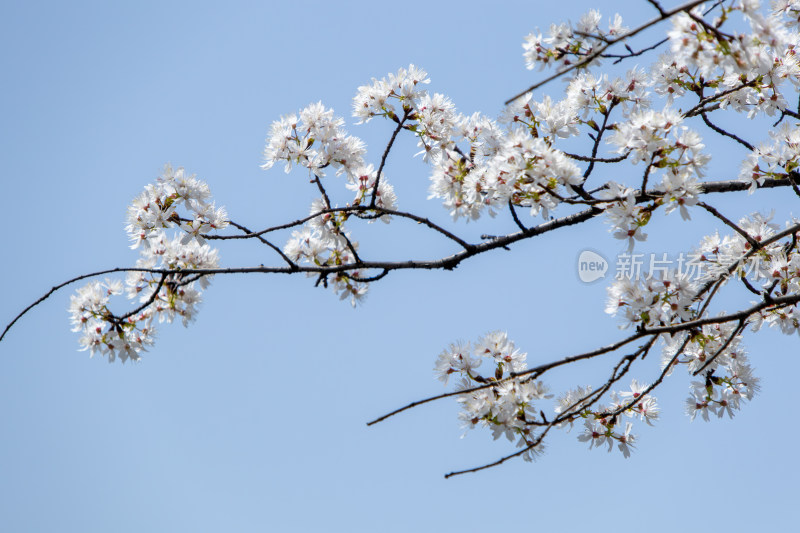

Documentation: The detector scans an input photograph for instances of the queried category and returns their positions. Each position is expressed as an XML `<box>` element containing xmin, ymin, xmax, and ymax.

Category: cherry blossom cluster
<box><xmin>354</xmin><ymin>65</ymin><xmax>590</xmax><ymax>221</ymax></box>
<box><xmin>606</xmin><ymin>269</ymin><xmax>699</xmax><ymax>329</ymax></box>
<box><xmin>287</xmin><ymin>28</ymin><xmax>725</xmax><ymax>240</ymax></box>
<box><xmin>559</xmin><ymin>68</ymin><xmax>651</xmax><ymax>118</ymax></box>
<box><xmin>594</xmin><ymin>177</ymin><xmax>696</xmax><ymax>252</ymax></box>
<box><xmin>693</xmin><ymin>212</ymin><xmax>784</xmax><ymax>281</ymax></box>
<box><xmin>70</xmin><ymin>166</ymin><xmax>226</xmax><ymax>362</ymax></box>
<box><xmin>773</xmin><ymin>0</ymin><xmax>800</xmax><ymax>28</ymax></box>
<box><xmin>663</xmin><ymin>320</ymin><xmax>744</xmax><ymax>372</ymax></box>
<box><xmin>68</xmin><ymin>241</ymin><xmax>219</xmax><ymax>363</ymax></box>
<box><xmin>344</xmin><ymin>164</ymin><xmax>397</xmax><ymax>219</ymax></box>
<box><xmin>436</xmin><ymin>332</ymin><xmax>662</xmax><ymax>459</ymax></box>
<box><xmin>355</xmin><ymin>57</ymin><xmax>710</xmax><ymax>234</ymax></box>
<box><xmin>262</xmin><ymin>101</ymin><xmax>368</xmax><ymax>180</ymax></box>
<box><xmin>596</xmin><ymin>114</ymin><xmax>706</xmax><ymax>247</ymax></box>
<box><xmin>608</xmin><ymin>108</ymin><xmax>708</xmax><ymax>169</ymax></box>
<box><xmin>564</xmin><ymin>207</ymin><xmax>799</xmax><ymax>451</ymax></box>
<box><xmin>740</xmin><ymin>122</ymin><xmax>800</xmax><ymax>191</ymax></box>
<box><xmin>283</xmin><ymin>199</ymin><xmax>368</xmax><ymax>306</ymax></box>
<box><xmin>68</xmin><ymin>278</ymin><xmax>155</xmax><ymax>363</ymax></box>
<box><xmin>656</xmin><ymin>168</ymin><xmax>702</xmax><ymax>219</ymax></box>
<box><xmin>126</xmin><ymin>164</ymin><xmax>228</xmax><ymax>249</ymax></box>
<box><xmin>597</xmin><ymin>182</ymin><xmax>653</xmax><ymax>250</ymax></box>
<box><xmin>748</xmin><ymin>238</ymin><xmax>800</xmax><ymax>334</ymax></box>
<box><xmin>435</xmin><ymin>332</ymin><xmax>550</xmax><ymax>461</ymax></box>
<box><xmin>352</xmin><ymin>64</ymin><xmax>431</xmax><ymax>124</ymax></box>
<box><xmin>500</xmin><ymin>69</ymin><xmax>652</xmax><ymax>140</ymax></box>
<box><xmin>660</xmin><ymin>323</ymin><xmax>761</xmax><ymax>421</ymax></box>
<box><xmin>522</xmin><ymin>10</ymin><xmax>628</xmax><ymax>71</ymax></box>
<box><xmin>125</xmin><ymin>232</ymin><xmax>219</xmax><ymax>327</ymax></box>
<box><xmin>261</xmin><ymin>101</ymin><xmax>401</xmax><ymax>304</ymax></box>
<box><xmin>625</xmin><ymin>213</ymin><xmax>800</xmax><ymax>422</ymax></box>
<box><xmin>660</xmin><ymin>1</ymin><xmax>800</xmax><ymax>118</ymax></box>
<box><xmin>574</xmin><ymin>379</ymin><xmax>659</xmax><ymax>458</ymax></box>
<box><xmin>428</xmin><ymin>129</ymin><xmax>583</xmax><ymax>221</ymax></box>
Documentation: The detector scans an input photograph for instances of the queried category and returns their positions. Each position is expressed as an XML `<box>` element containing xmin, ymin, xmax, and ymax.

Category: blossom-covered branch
<box><xmin>3</xmin><ymin>0</ymin><xmax>800</xmax><ymax>477</ymax></box>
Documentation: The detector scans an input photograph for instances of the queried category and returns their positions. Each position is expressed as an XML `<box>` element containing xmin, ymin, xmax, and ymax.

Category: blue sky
<box><xmin>1</xmin><ymin>1</ymin><xmax>798</xmax><ymax>531</ymax></box>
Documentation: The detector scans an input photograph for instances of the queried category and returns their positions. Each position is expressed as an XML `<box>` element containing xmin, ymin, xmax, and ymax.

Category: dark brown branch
<box><xmin>582</xmin><ymin>102</ymin><xmax>618</xmax><ymax>188</ymax></box>
<box><xmin>780</xmin><ymin>108</ymin><xmax>800</xmax><ymax>121</ymax></box>
<box><xmin>350</xmin><ymin>269</ymin><xmax>389</xmax><ymax>283</ymax></box>
<box><xmin>4</xmin><ymin>178</ymin><xmax>798</xmax><ymax>347</ymax></box>
<box><xmin>508</xmin><ymin>201</ymin><xmax>528</xmax><ymax>232</ymax></box>
<box><xmin>646</xmin><ymin>0</ymin><xmax>666</xmax><ymax>16</ymax></box>
<box><xmin>1</xmin><ymin>267</ymin><xmax>149</xmax><ymax>343</ymax></box>
<box><xmin>311</xmin><ymin>174</ymin><xmax>332</xmax><ymax>210</ymax></box>
<box><xmin>209</xmin><ymin>176</ymin><xmax>792</xmax><ymax>250</ymax></box>
<box><xmin>789</xmin><ymin>171</ymin><xmax>800</xmax><ymax>199</ymax></box>
<box><xmin>739</xmin><ymin>274</ymin><xmax>763</xmax><ymax>297</ymax></box>
<box><xmin>699</xmin><ymin>112</ymin><xmax>754</xmax><ymax>151</ymax></box>
<box><xmin>311</xmin><ymin>174</ymin><xmax>362</xmax><ymax>263</ymax></box>
<box><xmin>370</xmin><ymin>110</ymin><xmax>410</xmax><ymax>208</ymax></box>
<box><xmin>641</xmin><ymin>158</ymin><xmax>655</xmax><ymax>192</ymax></box>
<box><xmin>354</xmin><ymin>209</ymin><xmax>474</xmax><ymax>251</ymax></box>
<box><xmin>697</xmin><ymin>201</ymin><xmax>759</xmax><ymax>248</ymax></box>
<box><xmin>688</xmin><ymin>11</ymin><xmax>735</xmax><ymax>41</ymax></box>
<box><xmin>565</xmin><ymin>151</ymin><xmax>630</xmax><ymax>164</ymax></box>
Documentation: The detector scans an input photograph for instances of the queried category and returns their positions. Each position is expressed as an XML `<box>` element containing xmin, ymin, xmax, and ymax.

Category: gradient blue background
<box><xmin>1</xmin><ymin>1</ymin><xmax>797</xmax><ymax>531</ymax></box>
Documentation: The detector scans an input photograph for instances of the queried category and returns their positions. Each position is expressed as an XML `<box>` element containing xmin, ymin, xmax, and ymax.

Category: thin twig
<box><xmin>565</xmin><ymin>151</ymin><xmax>629</xmax><ymax>164</ymax></box>
<box><xmin>508</xmin><ymin>201</ymin><xmax>528</xmax><ymax>232</ymax></box>
<box><xmin>225</xmin><ymin>220</ymin><xmax>298</xmax><ymax>268</ymax></box>
<box><xmin>683</xmin><ymin>81</ymin><xmax>758</xmax><ymax>118</ymax></box>
<box><xmin>697</xmin><ymin>202</ymin><xmax>759</xmax><ymax>249</ymax></box>
<box><xmin>444</xmin><ymin>427</ymin><xmax>553</xmax><ymax>478</ymax></box>
<box><xmin>692</xmin><ymin>319</ymin><xmax>746</xmax><ymax>376</ymax></box>
<box><xmin>370</xmin><ymin>110</ymin><xmax>410</xmax><ymax>208</ymax></box>
<box><xmin>699</xmin><ymin>112</ymin><xmax>754</xmax><ymax>151</ymax></box>
<box><xmin>788</xmin><ymin>171</ymin><xmax>800</xmax><ymax>199</ymax></box>
<box><xmin>505</xmin><ymin>0</ymin><xmax>706</xmax><ymax>104</ymax></box>
<box><xmin>1</xmin><ymin>267</ymin><xmax>145</xmax><ymax>343</ymax></box>
<box><xmin>646</xmin><ymin>0</ymin><xmax>666</xmax><ymax>15</ymax></box>
<box><xmin>605</xmin><ymin>38</ymin><xmax>669</xmax><ymax>64</ymax></box>
<box><xmin>582</xmin><ymin>102</ymin><xmax>618</xmax><ymax>188</ymax></box>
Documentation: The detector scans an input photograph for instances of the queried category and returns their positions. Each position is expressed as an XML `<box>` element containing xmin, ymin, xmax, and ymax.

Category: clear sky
<box><xmin>1</xmin><ymin>1</ymin><xmax>798</xmax><ymax>531</ymax></box>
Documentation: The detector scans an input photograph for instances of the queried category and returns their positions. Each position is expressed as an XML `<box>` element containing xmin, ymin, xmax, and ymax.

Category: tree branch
<box><xmin>699</xmin><ymin>112</ymin><xmax>754</xmax><ymax>151</ymax></box>
<box><xmin>4</xmin><ymin>178</ymin><xmax>797</xmax><ymax>346</ymax></box>
<box><xmin>370</xmin><ymin>110</ymin><xmax>410</xmax><ymax>208</ymax></box>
